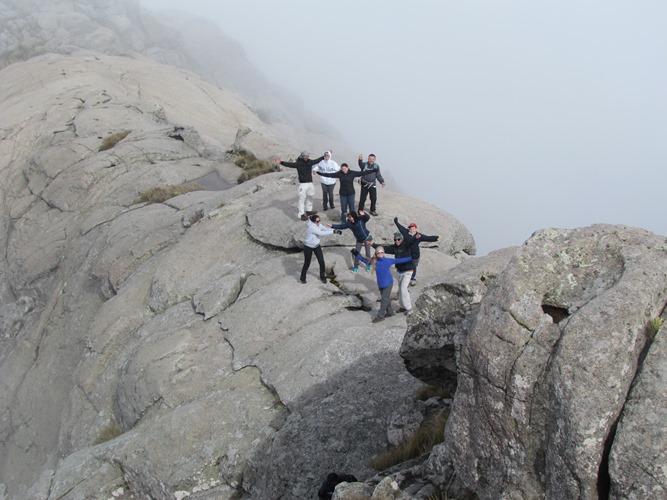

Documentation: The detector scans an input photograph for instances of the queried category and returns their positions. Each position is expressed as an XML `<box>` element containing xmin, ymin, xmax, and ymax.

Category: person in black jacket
<box><xmin>376</xmin><ymin>232</ymin><xmax>416</xmax><ymax>315</ymax></box>
<box><xmin>275</xmin><ymin>150</ymin><xmax>326</xmax><ymax>220</ymax></box>
<box><xmin>357</xmin><ymin>153</ymin><xmax>385</xmax><ymax>216</ymax></box>
<box><xmin>314</xmin><ymin>162</ymin><xmax>364</xmax><ymax>223</ymax></box>
<box><xmin>394</xmin><ymin>218</ymin><xmax>440</xmax><ymax>285</ymax></box>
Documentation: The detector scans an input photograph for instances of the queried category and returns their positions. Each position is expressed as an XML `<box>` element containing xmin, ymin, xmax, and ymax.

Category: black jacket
<box><xmin>280</xmin><ymin>155</ymin><xmax>324</xmax><ymax>183</ymax></box>
<box><xmin>378</xmin><ymin>242</ymin><xmax>415</xmax><ymax>272</ymax></box>
<box><xmin>318</xmin><ymin>169</ymin><xmax>363</xmax><ymax>195</ymax></box>
<box><xmin>394</xmin><ymin>218</ymin><xmax>439</xmax><ymax>260</ymax></box>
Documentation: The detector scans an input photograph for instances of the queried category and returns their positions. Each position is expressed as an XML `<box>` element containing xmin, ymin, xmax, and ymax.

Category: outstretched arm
<box><xmin>393</xmin><ymin>217</ymin><xmax>409</xmax><ymax>238</ymax></box>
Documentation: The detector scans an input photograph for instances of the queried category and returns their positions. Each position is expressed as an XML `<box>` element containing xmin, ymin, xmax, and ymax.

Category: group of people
<box><xmin>277</xmin><ymin>148</ymin><xmax>439</xmax><ymax>323</ymax></box>
<box><xmin>274</xmin><ymin>150</ymin><xmax>385</xmax><ymax>222</ymax></box>
<box><xmin>299</xmin><ymin>210</ymin><xmax>439</xmax><ymax>323</ymax></box>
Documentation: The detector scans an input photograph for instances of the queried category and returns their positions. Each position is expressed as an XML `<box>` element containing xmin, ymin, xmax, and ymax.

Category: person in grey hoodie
<box><xmin>300</xmin><ymin>214</ymin><xmax>342</xmax><ymax>284</ymax></box>
<box><xmin>312</xmin><ymin>150</ymin><xmax>340</xmax><ymax>211</ymax></box>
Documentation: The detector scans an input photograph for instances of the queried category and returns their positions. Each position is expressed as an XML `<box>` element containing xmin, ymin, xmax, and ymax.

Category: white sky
<box><xmin>141</xmin><ymin>0</ymin><xmax>667</xmax><ymax>255</ymax></box>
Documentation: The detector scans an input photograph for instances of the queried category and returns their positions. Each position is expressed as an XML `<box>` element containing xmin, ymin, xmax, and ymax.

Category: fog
<box><xmin>141</xmin><ymin>0</ymin><xmax>667</xmax><ymax>255</ymax></box>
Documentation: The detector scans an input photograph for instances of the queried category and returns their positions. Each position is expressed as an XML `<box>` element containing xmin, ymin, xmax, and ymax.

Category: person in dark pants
<box><xmin>314</xmin><ymin>163</ymin><xmax>364</xmax><ymax>223</ymax></box>
<box><xmin>331</xmin><ymin>210</ymin><xmax>373</xmax><ymax>272</ymax></box>
<box><xmin>352</xmin><ymin>246</ymin><xmax>412</xmax><ymax>323</ymax></box>
<box><xmin>300</xmin><ymin>214</ymin><xmax>342</xmax><ymax>284</ymax></box>
<box><xmin>275</xmin><ymin>150</ymin><xmax>326</xmax><ymax>220</ymax></box>
<box><xmin>357</xmin><ymin>153</ymin><xmax>385</xmax><ymax>216</ymax></box>
<box><xmin>394</xmin><ymin>218</ymin><xmax>440</xmax><ymax>285</ymax></box>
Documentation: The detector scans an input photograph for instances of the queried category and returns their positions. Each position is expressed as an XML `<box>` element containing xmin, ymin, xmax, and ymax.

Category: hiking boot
<box><xmin>409</xmin><ymin>280</ymin><xmax>417</xmax><ymax>287</ymax></box>
<box><xmin>300</xmin><ymin>214</ymin><xmax>308</xmax><ymax>221</ymax></box>
<box><xmin>372</xmin><ymin>317</ymin><xmax>384</xmax><ymax>323</ymax></box>
<box><xmin>398</xmin><ymin>307</ymin><xmax>407</xmax><ymax>313</ymax></box>
<box><xmin>365</xmin><ymin>265</ymin><xmax>372</xmax><ymax>272</ymax></box>
<box><xmin>351</xmin><ymin>267</ymin><xmax>358</xmax><ymax>273</ymax></box>
<box><xmin>370</xmin><ymin>211</ymin><xmax>379</xmax><ymax>216</ymax></box>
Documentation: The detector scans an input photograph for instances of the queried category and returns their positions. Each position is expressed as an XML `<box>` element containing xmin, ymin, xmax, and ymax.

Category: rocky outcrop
<box><xmin>420</xmin><ymin>225</ymin><xmax>667</xmax><ymax>499</ymax></box>
<box><xmin>0</xmin><ymin>49</ymin><xmax>471</xmax><ymax>499</ymax></box>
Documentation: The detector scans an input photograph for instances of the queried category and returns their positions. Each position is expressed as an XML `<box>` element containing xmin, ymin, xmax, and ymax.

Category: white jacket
<box><xmin>312</xmin><ymin>151</ymin><xmax>340</xmax><ymax>186</ymax></box>
<box><xmin>304</xmin><ymin>219</ymin><xmax>335</xmax><ymax>248</ymax></box>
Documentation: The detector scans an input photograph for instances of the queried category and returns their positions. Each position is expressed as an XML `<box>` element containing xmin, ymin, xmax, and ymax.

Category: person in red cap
<box><xmin>394</xmin><ymin>218</ymin><xmax>440</xmax><ymax>286</ymax></box>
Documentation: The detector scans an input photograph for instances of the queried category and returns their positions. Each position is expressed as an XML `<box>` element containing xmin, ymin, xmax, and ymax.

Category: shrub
<box><xmin>99</xmin><ymin>130</ymin><xmax>131</xmax><ymax>151</ymax></box>
<box><xmin>325</xmin><ymin>264</ymin><xmax>339</xmax><ymax>287</ymax></box>
<box><xmin>234</xmin><ymin>150</ymin><xmax>276</xmax><ymax>183</ymax></box>
<box><xmin>648</xmin><ymin>317</ymin><xmax>664</xmax><ymax>339</ymax></box>
<box><xmin>369</xmin><ymin>409</ymin><xmax>449</xmax><ymax>471</ymax></box>
<box><xmin>135</xmin><ymin>183</ymin><xmax>202</xmax><ymax>204</ymax></box>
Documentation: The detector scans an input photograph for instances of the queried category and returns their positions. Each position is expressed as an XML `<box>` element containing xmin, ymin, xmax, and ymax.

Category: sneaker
<box><xmin>366</xmin><ymin>265</ymin><xmax>372</xmax><ymax>272</ymax></box>
<box><xmin>372</xmin><ymin>317</ymin><xmax>384</xmax><ymax>323</ymax></box>
<box><xmin>398</xmin><ymin>307</ymin><xmax>407</xmax><ymax>313</ymax></box>
<box><xmin>300</xmin><ymin>278</ymin><xmax>307</xmax><ymax>284</ymax></box>
<box><xmin>320</xmin><ymin>277</ymin><xmax>327</xmax><ymax>283</ymax></box>
<box><xmin>305</xmin><ymin>210</ymin><xmax>318</xmax><ymax>216</ymax></box>
<box><xmin>323</xmin><ymin>207</ymin><xmax>328</xmax><ymax>211</ymax></box>
<box><xmin>370</xmin><ymin>211</ymin><xmax>379</xmax><ymax>216</ymax></box>
<box><xmin>351</xmin><ymin>267</ymin><xmax>358</xmax><ymax>273</ymax></box>
<box><xmin>300</xmin><ymin>214</ymin><xmax>308</xmax><ymax>221</ymax></box>
<box><xmin>330</xmin><ymin>205</ymin><xmax>335</xmax><ymax>209</ymax></box>
<box><xmin>409</xmin><ymin>280</ymin><xmax>417</xmax><ymax>287</ymax></box>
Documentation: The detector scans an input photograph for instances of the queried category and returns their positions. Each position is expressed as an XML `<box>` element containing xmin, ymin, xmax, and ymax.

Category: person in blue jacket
<box><xmin>351</xmin><ymin>246</ymin><xmax>412</xmax><ymax>323</ymax></box>
<box><xmin>332</xmin><ymin>210</ymin><xmax>373</xmax><ymax>273</ymax></box>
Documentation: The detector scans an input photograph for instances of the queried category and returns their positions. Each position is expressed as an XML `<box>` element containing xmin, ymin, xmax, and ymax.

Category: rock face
<box><xmin>2</xmin><ymin>2</ymin><xmax>666</xmax><ymax>500</ymax></box>
<box><xmin>0</xmin><ymin>41</ymin><xmax>472</xmax><ymax>500</ymax></box>
<box><xmin>421</xmin><ymin>225</ymin><xmax>667</xmax><ymax>499</ymax></box>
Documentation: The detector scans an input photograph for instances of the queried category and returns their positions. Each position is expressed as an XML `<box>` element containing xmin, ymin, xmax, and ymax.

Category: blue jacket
<box><xmin>332</xmin><ymin>212</ymin><xmax>371</xmax><ymax>242</ymax></box>
<box><xmin>357</xmin><ymin>254</ymin><xmax>412</xmax><ymax>289</ymax></box>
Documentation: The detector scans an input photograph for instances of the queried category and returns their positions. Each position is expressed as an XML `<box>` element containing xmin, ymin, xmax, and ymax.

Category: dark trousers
<box><xmin>301</xmin><ymin>245</ymin><xmax>325</xmax><ymax>281</ymax></box>
<box><xmin>358</xmin><ymin>184</ymin><xmax>377</xmax><ymax>212</ymax></box>
<box><xmin>321</xmin><ymin>183</ymin><xmax>336</xmax><ymax>209</ymax></box>
<box><xmin>376</xmin><ymin>285</ymin><xmax>395</xmax><ymax>319</ymax></box>
<box><xmin>339</xmin><ymin>193</ymin><xmax>355</xmax><ymax>222</ymax></box>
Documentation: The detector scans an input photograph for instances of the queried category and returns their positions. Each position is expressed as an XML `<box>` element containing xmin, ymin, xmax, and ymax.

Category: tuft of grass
<box><xmin>415</xmin><ymin>384</ymin><xmax>451</xmax><ymax>401</ymax></box>
<box><xmin>369</xmin><ymin>410</ymin><xmax>449</xmax><ymax>471</ymax></box>
<box><xmin>99</xmin><ymin>130</ymin><xmax>131</xmax><ymax>151</ymax></box>
<box><xmin>93</xmin><ymin>423</ymin><xmax>123</xmax><ymax>445</ymax></box>
<box><xmin>325</xmin><ymin>263</ymin><xmax>339</xmax><ymax>287</ymax></box>
<box><xmin>648</xmin><ymin>317</ymin><xmax>664</xmax><ymax>339</ymax></box>
<box><xmin>135</xmin><ymin>183</ymin><xmax>202</xmax><ymax>204</ymax></box>
<box><xmin>234</xmin><ymin>150</ymin><xmax>276</xmax><ymax>183</ymax></box>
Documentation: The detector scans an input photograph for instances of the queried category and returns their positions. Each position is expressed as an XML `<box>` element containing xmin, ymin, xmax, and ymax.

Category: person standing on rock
<box><xmin>376</xmin><ymin>232</ymin><xmax>416</xmax><ymax>315</ymax></box>
<box><xmin>351</xmin><ymin>246</ymin><xmax>412</xmax><ymax>323</ymax></box>
<box><xmin>357</xmin><ymin>153</ymin><xmax>385</xmax><ymax>216</ymax></box>
<box><xmin>300</xmin><ymin>214</ymin><xmax>342</xmax><ymax>284</ymax></box>
<box><xmin>312</xmin><ymin>150</ymin><xmax>340</xmax><ymax>212</ymax></box>
<box><xmin>393</xmin><ymin>218</ymin><xmax>440</xmax><ymax>286</ymax></box>
<box><xmin>314</xmin><ymin>162</ymin><xmax>364</xmax><ymax>223</ymax></box>
<box><xmin>275</xmin><ymin>150</ymin><xmax>327</xmax><ymax>221</ymax></box>
<box><xmin>331</xmin><ymin>210</ymin><xmax>373</xmax><ymax>273</ymax></box>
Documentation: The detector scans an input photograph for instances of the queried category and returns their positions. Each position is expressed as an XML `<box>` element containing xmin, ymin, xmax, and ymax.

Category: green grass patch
<box><xmin>99</xmin><ymin>130</ymin><xmax>131</xmax><ymax>151</ymax></box>
<box><xmin>648</xmin><ymin>317</ymin><xmax>664</xmax><ymax>339</ymax></box>
<box><xmin>369</xmin><ymin>409</ymin><xmax>449</xmax><ymax>471</ymax></box>
<box><xmin>93</xmin><ymin>423</ymin><xmax>123</xmax><ymax>445</ymax></box>
<box><xmin>234</xmin><ymin>150</ymin><xmax>276</xmax><ymax>183</ymax></box>
<box><xmin>135</xmin><ymin>183</ymin><xmax>202</xmax><ymax>204</ymax></box>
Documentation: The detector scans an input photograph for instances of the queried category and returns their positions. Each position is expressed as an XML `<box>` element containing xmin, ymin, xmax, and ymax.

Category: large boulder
<box><xmin>429</xmin><ymin>225</ymin><xmax>667</xmax><ymax>499</ymax></box>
